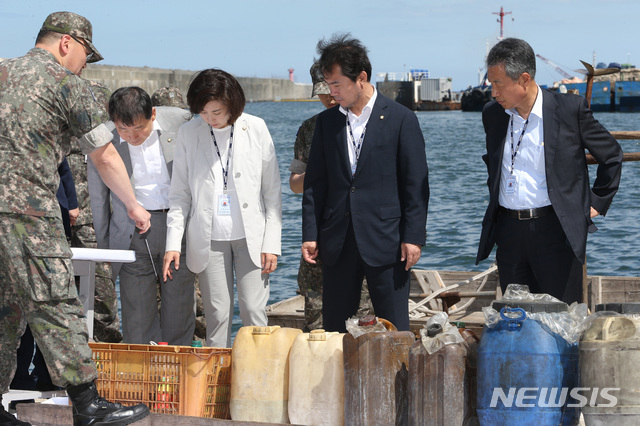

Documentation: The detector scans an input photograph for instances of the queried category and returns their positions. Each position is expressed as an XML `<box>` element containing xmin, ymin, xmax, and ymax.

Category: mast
<box><xmin>493</xmin><ymin>6</ymin><xmax>512</xmax><ymax>40</ymax></box>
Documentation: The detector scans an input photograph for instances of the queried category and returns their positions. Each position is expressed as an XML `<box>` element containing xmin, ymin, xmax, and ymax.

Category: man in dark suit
<box><xmin>302</xmin><ymin>33</ymin><xmax>429</xmax><ymax>332</ymax></box>
<box><xmin>476</xmin><ymin>38</ymin><xmax>623</xmax><ymax>303</ymax></box>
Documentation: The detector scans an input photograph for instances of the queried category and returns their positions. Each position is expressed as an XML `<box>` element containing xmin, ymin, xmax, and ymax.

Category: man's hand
<box><xmin>128</xmin><ymin>205</ymin><xmax>151</xmax><ymax>233</ymax></box>
<box><xmin>590</xmin><ymin>207</ymin><xmax>600</xmax><ymax>218</ymax></box>
<box><xmin>302</xmin><ymin>241</ymin><xmax>319</xmax><ymax>264</ymax></box>
<box><xmin>68</xmin><ymin>207</ymin><xmax>80</xmax><ymax>226</ymax></box>
<box><xmin>401</xmin><ymin>243</ymin><xmax>422</xmax><ymax>271</ymax></box>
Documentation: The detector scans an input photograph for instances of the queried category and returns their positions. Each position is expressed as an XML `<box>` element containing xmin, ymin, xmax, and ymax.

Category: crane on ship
<box><xmin>535</xmin><ymin>54</ymin><xmax>576</xmax><ymax>80</ymax></box>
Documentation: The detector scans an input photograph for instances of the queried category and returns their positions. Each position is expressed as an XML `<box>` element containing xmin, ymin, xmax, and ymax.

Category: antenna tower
<box><xmin>493</xmin><ymin>6</ymin><xmax>512</xmax><ymax>40</ymax></box>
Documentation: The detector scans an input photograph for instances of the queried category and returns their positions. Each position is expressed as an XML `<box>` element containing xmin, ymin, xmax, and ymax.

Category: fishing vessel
<box><xmin>561</xmin><ymin>65</ymin><xmax>640</xmax><ymax>112</ymax></box>
<box><xmin>376</xmin><ymin>70</ymin><xmax>461</xmax><ymax>112</ymax></box>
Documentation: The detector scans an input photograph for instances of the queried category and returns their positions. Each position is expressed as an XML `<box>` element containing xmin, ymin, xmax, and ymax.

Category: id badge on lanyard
<box><xmin>505</xmin><ymin>174</ymin><xmax>517</xmax><ymax>196</ymax></box>
<box><xmin>506</xmin><ymin>116</ymin><xmax>529</xmax><ymax>198</ymax></box>
<box><xmin>218</xmin><ymin>194</ymin><xmax>231</xmax><ymax>216</ymax></box>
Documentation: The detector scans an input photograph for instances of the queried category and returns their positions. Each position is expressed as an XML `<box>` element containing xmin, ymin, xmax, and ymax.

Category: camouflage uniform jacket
<box><xmin>68</xmin><ymin>80</ymin><xmax>112</xmax><ymax>226</ymax></box>
<box><xmin>289</xmin><ymin>113</ymin><xmax>319</xmax><ymax>174</ymax></box>
<box><xmin>0</xmin><ymin>47</ymin><xmax>112</xmax><ymax>218</ymax></box>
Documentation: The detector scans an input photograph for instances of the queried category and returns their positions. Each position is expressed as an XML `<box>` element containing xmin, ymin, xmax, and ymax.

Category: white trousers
<box><xmin>198</xmin><ymin>238</ymin><xmax>269</xmax><ymax>347</ymax></box>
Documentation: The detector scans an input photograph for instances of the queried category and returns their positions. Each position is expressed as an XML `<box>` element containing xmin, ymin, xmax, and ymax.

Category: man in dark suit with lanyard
<box><xmin>476</xmin><ymin>37</ymin><xmax>623</xmax><ymax>303</ymax></box>
<box><xmin>302</xmin><ymin>33</ymin><xmax>429</xmax><ymax>332</ymax></box>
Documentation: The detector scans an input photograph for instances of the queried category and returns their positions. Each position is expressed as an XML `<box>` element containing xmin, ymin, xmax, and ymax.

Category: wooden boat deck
<box><xmin>267</xmin><ymin>268</ymin><xmax>640</xmax><ymax>337</ymax></box>
<box><xmin>267</xmin><ymin>268</ymin><xmax>502</xmax><ymax>336</ymax></box>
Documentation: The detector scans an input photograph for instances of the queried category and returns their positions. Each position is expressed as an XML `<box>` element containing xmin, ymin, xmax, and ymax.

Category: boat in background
<box><xmin>461</xmin><ymin>83</ymin><xmax>492</xmax><ymax>112</ymax></box>
<box><xmin>560</xmin><ymin>65</ymin><xmax>640</xmax><ymax>112</ymax></box>
<box><xmin>266</xmin><ymin>267</ymin><xmax>640</xmax><ymax>337</ymax></box>
<box><xmin>376</xmin><ymin>70</ymin><xmax>461</xmax><ymax>112</ymax></box>
<box><xmin>267</xmin><ymin>268</ymin><xmax>501</xmax><ymax>337</ymax></box>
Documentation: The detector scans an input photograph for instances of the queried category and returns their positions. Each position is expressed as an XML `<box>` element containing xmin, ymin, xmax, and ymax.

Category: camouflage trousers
<box><xmin>71</xmin><ymin>224</ymin><xmax>122</xmax><ymax>343</ymax></box>
<box><xmin>297</xmin><ymin>257</ymin><xmax>373</xmax><ymax>331</ymax></box>
<box><xmin>194</xmin><ymin>278</ymin><xmax>206</xmax><ymax>341</ymax></box>
<box><xmin>0</xmin><ymin>214</ymin><xmax>97</xmax><ymax>392</ymax></box>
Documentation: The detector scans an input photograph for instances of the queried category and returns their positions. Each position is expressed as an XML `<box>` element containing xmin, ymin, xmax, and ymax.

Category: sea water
<box><xmin>119</xmin><ymin>103</ymin><xmax>640</xmax><ymax>343</ymax></box>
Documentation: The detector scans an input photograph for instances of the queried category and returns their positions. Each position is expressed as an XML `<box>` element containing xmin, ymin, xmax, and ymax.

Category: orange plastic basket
<box><xmin>89</xmin><ymin>342</ymin><xmax>231</xmax><ymax>418</ymax></box>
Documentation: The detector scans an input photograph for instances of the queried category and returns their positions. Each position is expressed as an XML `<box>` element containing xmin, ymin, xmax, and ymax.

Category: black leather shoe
<box><xmin>0</xmin><ymin>401</ymin><xmax>31</xmax><ymax>426</ymax></box>
<box><xmin>67</xmin><ymin>381</ymin><xmax>149</xmax><ymax>426</ymax></box>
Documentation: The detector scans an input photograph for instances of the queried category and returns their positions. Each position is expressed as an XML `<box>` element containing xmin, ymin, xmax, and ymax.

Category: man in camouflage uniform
<box><xmin>289</xmin><ymin>62</ymin><xmax>373</xmax><ymax>331</ymax></box>
<box><xmin>68</xmin><ymin>80</ymin><xmax>123</xmax><ymax>343</ymax></box>
<box><xmin>152</xmin><ymin>86</ymin><xmax>188</xmax><ymax>109</ymax></box>
<box><xmin>0</xmin><ymin>11</ymin><xmax>150</xmax><ymax>425</ymax></box>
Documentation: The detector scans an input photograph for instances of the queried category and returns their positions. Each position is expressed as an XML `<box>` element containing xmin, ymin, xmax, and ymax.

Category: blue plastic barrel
<box><xmin>477</xmin><ymin>302</ymin><xmax>579</xmax><ymax>425</ymax></box>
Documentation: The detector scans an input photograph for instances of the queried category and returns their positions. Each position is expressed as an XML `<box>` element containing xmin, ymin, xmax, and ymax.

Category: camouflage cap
<box><xmin>40</xmin><ymin>11</ymin><xmax>104</xmax><ymax>63</ymax></box>
<box><xmin>310</xmin><ymin>61</ymin><xmax>330</xmax><ymax>98</ymax></box>
<box><xmin>151</xmin><ymin>87</ymin><xmax>187</xmax><ymax>108</ymax></box>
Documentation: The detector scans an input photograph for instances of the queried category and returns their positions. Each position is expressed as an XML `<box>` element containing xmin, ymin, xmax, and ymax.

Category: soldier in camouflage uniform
<box><xmin>0</xmin><ymin>11</ymin><xmax>150</xmax><ymax>425</ymax></box>
<box><xmin>152</xmin><ymin>86</ymin><xmax>188</xmax><ymax>109</ymax></box>
<box><xmin>68</xmin><ymin>80</ymin><xmax>123</xmax><ymax>343</ymax></box>
<box><xmin>289</xmin><ymin>63</ymin><xmax>373</xmax><ymax>331</ymax></box>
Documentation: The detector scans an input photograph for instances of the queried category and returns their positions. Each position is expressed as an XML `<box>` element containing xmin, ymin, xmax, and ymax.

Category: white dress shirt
<box><xmin>499</xmin><ymin>86</ymin><xmax>551</xmax><ymax>210</ymax></box>
<box><xmin>340</xmin><ymin>87</ymin><xmax>378</xmax><ymax>175</ymax></box>
<box><xmin>209</xmin><ymin>124</ymin><xmax>245</xmax><ymax>241</ymax></box>
<box><xmin>123</xmin><ymin>120</ymin><xmax>171</xmax><ymax>210</ymax></box>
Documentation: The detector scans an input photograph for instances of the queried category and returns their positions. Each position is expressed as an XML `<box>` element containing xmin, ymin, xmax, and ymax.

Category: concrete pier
<box><xmin>83</xmin><ymin>63</ymin><xmax>312</xmax><ymax>102</ymax></box>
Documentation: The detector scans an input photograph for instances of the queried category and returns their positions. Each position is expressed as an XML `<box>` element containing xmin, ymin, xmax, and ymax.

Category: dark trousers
<box><xmin>321</xmin><ymin>221</ymin><xmax>410</xmax><ymax>332</ymax></box>
<box><xmin>495</xmin><ymin>210</ymin><xmax>583</xmax><ymax>304</ymax></box>
<box><xmin>11</xmin><ymin>326</ymin><xmax>54</xmax><ymax>391</ymax></box>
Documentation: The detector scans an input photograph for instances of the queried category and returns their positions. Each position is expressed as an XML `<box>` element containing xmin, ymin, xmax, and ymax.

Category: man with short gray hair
<box><xmin>0</xmin><ymin>11</ymin><xmax>150</xmax><ymax>425</ymax></box>
<box><xmin>476</xmin><ymin>37</ymin><xmax>623</xmax><ymax>303</ymax></box>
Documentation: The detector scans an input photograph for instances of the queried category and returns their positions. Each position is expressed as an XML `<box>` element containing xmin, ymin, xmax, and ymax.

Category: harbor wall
<box><xmin>82</xmin><ymin>63</ymin><xmax>312</xmax><ymax>102</ymax></box>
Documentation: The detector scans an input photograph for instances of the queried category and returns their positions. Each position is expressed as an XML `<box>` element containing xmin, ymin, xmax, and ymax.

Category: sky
<box><xmin>2</xmin><ymin>0</ymin><xmax>639</xmax><ymax>91</ymax></box>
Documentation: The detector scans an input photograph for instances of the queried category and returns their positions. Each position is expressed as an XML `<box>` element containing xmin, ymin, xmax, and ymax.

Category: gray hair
<box><xmin>486</xmin><ymin>38</ymin><xmax>536</xmax><ymax>81</ymax></box>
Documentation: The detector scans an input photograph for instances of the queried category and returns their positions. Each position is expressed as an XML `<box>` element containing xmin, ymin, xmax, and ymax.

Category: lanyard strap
<box><xmin>210</xmin><ymin>124</ymin><xmax>234</xmax><ymax>191</ymax></box>
<box><xmin>346</xmin><ymin>116</ymin><xmax>367</xmax><ymax>177</ymax></box>
<box><xmin>509</xmin><ymin>115</ymin><xmax>529</xmax><ymax>175</ymax></box>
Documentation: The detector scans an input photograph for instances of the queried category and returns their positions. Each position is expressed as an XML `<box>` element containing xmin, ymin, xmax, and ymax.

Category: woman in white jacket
<box><xmin>162</xmin><ymin>69</ymin><xmax>282</xmax><ymax>347</ymax></box>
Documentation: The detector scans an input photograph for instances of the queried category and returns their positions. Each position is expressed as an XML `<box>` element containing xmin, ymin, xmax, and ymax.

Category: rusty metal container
<box><xmin>408</xmin><ymin>326</ymin><xmax>479</xmax><ymax>426</ymax></box>
<box><xmin>343</xmin><ymin>330</ymin><xmax>414</xmax><ymax>425</ymax></box>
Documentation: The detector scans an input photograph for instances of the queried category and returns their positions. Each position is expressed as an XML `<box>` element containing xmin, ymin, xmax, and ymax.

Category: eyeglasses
<box><xmin>70</xmin><ymin>35</ymin><xmax>95</xmax><ymax>63</ymax></box>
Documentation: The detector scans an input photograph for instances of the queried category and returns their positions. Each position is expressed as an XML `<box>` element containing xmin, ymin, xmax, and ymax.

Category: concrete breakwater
<box><xmin>83</xmin><ymin>63</ymin><xmax>312</xmax><ymax>102</ymax></box>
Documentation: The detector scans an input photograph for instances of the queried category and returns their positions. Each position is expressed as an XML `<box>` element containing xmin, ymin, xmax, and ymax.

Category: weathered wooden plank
<box><xmin>610</xmin><ymin>131</ymin><xmax>640</xmax><ymax>140</ymax></box>
<box><xmin>590</xmin><ymin>276</ymin><xmax>640</xmax><ymax>307</ymax></box>
<box><xmin>586</xmin><ymin>152</ymin><xmax>640</xmax><ymax>164</ymax></box>
<box><xmin>585</xmin><ymin>132</ymin><xmax>640</xmax><ymax>164</ymax></box>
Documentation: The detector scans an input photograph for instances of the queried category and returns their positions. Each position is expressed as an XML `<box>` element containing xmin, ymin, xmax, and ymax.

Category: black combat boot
<box><xmin>66</xmin><ymin>381</ymin><xmax>149</xmax><ymax>426</ymax></box>
<box><xmin>0</xmin><ymin>397</ymin><xmax>31</xmax><ymax>426</ymax></box>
